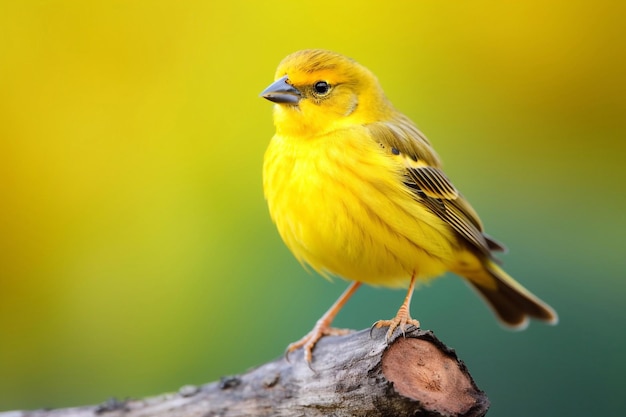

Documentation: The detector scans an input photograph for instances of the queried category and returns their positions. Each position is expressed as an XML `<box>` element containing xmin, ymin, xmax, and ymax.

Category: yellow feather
<box><xmin>264</xmin><ymin>124</ymin><xmax>453</xmax><ymax>287</ymax></box>
<box><xmin>261</xmin><ymin>49</ymin><xmax>558</xmax><ymax>333</ymax></box>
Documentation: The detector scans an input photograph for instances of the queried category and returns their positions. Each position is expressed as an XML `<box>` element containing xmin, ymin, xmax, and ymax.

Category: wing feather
<box><xmin>368</xmin><ymin>119</ymin><xmax>504</xmax><ymax>256</ymax></box>
<box><xmin>407</xmin><ymin>166</ymin><xmax>458</xmax><ymax>200</ymax></box>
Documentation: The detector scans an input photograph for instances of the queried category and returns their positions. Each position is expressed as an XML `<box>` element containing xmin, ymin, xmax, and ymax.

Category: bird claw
<box><xmin>371</xmin><ymin>316</ymin><xmax>420</xmax><ymax>343</ymax></box>
<box><xmin>285</xmin><ymin>326</ymin><xmax>352</xmax><ymax>365</ymax></box>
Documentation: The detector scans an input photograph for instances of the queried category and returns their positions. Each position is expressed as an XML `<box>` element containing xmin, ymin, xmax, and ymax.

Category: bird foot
<box><xmin>286</xmin><ymin>323</ymin><xmax>352</xmax><ymax>365</ymax></box>
<box><xmin>372</xmin><ymin>311</ymin><xmax>420</xmax><ymax>342</ymax></box>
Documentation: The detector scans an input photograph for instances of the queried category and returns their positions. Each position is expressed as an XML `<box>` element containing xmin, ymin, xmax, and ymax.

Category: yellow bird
<box><xmin>261</xmin><ymin>49</ymin><xmax>557</xmax><ymax>363</ymax></box>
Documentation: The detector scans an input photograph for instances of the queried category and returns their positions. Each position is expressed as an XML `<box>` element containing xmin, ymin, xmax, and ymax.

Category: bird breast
<box><xmin>263</xmin><ymin>127</ymin><xmax>453</xmax><ymax>287</ymax></box>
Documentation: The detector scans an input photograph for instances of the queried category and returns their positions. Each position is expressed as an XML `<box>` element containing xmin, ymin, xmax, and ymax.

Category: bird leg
<box><xmin>372</xmin><ymin>272</ymin><xmax>420</xmax><ymax>341</ymax></box>
<box><xmin>286</xmin><ymin>281</ymin><xmax>361</xmax><ymax>364</ymax></box>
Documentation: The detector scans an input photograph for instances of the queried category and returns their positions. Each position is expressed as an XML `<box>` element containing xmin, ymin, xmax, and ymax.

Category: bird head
<box><xmin>261</xmin><ymin>49</ymin><xmax>393</xmax><ymax>138</ymax></box>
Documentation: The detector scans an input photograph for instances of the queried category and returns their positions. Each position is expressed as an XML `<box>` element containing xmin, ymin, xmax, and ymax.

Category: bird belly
<box><xmin>263</xmin><ymin>133</ymin><xmax>455</xmax><ymax>288</ymax></box>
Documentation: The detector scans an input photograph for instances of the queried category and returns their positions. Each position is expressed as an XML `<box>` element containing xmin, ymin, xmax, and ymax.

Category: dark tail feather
<box><xmin>466</xmin><ymin>260</ymin><xmax>558</xmax><ymax>329</ymax></box>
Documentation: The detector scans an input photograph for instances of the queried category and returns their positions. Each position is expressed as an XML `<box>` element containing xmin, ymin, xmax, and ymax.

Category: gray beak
<box><xmin>260</xmin><ymin>75</ymin><xmax>301</xmax><ymax>104</ymax></box>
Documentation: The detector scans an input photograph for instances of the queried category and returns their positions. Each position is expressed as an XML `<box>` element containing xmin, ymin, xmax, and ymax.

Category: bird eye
<box><xmin>313</xmin><ymin>81</ymin><xmax>331</xmax><ymax>96</ymax></box>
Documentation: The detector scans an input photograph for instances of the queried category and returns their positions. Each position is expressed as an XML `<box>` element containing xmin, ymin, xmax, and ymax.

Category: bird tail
<box><xmin>464</xmin><ymin>260</ymin><xmax>558</xmax><ymax>329</ymax></box>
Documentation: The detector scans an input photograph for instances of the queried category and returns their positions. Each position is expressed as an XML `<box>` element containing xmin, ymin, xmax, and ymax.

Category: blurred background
<box><xmin>1</xmin><ymin>1</ymin><xmax>624</xmax><ymax>415</ymax></box>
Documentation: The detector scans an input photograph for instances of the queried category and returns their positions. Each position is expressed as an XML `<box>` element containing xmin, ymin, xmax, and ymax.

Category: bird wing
<box><xmin>367</xmin><ymin>119</ymin><xmax>505</xmax><ymax>256</ymax></box>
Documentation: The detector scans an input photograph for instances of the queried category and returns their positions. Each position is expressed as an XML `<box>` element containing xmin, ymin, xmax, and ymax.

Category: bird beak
<box><xmin>260</xmin><ymin>75</ymin><xmax>301</xmax><ymax>104</ymax></box>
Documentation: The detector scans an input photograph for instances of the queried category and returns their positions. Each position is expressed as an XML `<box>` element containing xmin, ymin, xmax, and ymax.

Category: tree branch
<box><xmin>0</xmin><ymin>327</ymin><xmax>489</xmax><ymax>417</ymax></box>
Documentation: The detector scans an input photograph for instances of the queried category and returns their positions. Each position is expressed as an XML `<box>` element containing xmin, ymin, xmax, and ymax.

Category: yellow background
<box><xmin>1</xmin><ymin>1</ymin><xmax>624</xmax><ymax>415</ymax></box>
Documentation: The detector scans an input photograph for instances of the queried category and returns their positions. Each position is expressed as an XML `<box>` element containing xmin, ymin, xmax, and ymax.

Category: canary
<box><xmin>261</xmin><ymin>49</ymin><xmax>557</xmax><ymax>363</ymax></box>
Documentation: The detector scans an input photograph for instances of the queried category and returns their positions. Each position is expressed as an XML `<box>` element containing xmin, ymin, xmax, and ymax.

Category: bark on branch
<box><xmin>0</xmin><ymin>327</ymin><xmax>489</xmax><ymax>417</ymax></box>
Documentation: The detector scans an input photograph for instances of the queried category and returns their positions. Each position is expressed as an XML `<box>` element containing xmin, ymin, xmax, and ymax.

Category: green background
<box><xmin>1</xmin><ymin>1</ymin><xmax>624</xmax><ymax>415</ymax></box>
